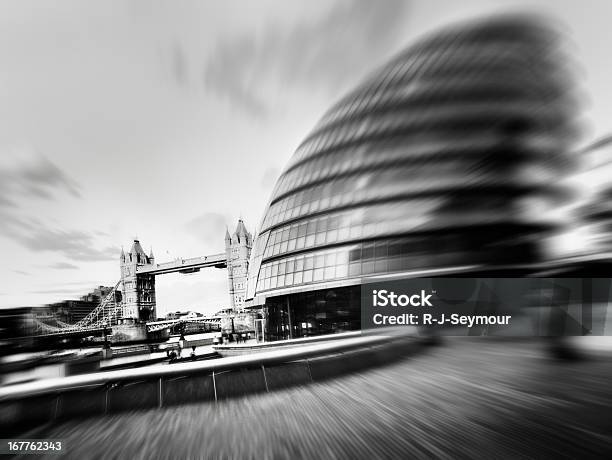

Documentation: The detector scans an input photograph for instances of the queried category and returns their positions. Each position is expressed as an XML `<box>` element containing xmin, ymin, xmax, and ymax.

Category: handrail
<box><xmin>213</xmin><ymin>331</ymin><xmax>363</xmax><ymax>351</ymax></box>
<box><xmin>0</xmin><ymin>334</ymin><xmax>392</xmax><ymax>401</ymax></box>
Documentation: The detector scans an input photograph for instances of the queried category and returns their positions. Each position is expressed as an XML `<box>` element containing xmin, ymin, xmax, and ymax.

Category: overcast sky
<box><xmin>1</xmin><ymin>0</ymin><xmax>611</xmax><ymax>315</ymax></box>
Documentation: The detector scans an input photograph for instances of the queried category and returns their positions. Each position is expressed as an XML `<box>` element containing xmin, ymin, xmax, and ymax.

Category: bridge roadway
<box><xmin>146</xmin><ymin>317</ymin><xmax>222</xmax><ymax>333</ymax></box>
<box><xmin>8</xmin><ymin>338</ymin><xmax>612</xmax><ymax>458</ymax></box>
<box><xmin>136</xmin><ymin>253</ymin><xmax>226</xmax><ymax>275</ymax></box>
<box><xmin>23</xmin><ymin>325</ymin><xmax>107</xmax><ymax>338</ymax></box>
<box><xmin>31</xmin><ymin>317</ymin><xmax>222</xmax><ymax>336</ymax></box>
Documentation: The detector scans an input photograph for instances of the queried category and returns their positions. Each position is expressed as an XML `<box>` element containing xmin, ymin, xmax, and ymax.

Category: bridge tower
<box><xmin>120</xmin><ymin>239</ymin><xmax>156</xmax><ymax>322</ymax></box>
<box><xmin>225</xmin><ymin>219</ymin><xmax>252</xmax><ymax>310</ymax></box>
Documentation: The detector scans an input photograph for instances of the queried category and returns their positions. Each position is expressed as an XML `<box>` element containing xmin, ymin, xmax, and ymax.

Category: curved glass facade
<box><xmin>247</xmin><ymin>16</ymin><xmax>579</xmax><ymax>322</ymax></box>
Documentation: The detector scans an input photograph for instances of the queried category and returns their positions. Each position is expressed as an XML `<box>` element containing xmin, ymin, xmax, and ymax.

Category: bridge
<box><xmin>145</xmin><ymin>316</ymin><xmax>223</xmax><ymax>333</ymax></box>
<box><xmin>136</xmin><ymin>253</ymin><xmax>226</xmax><ymax>275</ymax></box>
<box><xmin>32</xmin><ymin>282</ymin><xmax>224</xmax><ymax>337</ymax></box>
<box><xmin>27</xmin><ymin>218</ymin><xmax>253</xmax><ymax>339</ymax></box>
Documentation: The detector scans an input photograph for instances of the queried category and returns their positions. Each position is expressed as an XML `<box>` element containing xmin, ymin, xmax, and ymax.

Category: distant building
<box><xmin>80</xmin><ymin>285</ymin><xmax>115</xmax><ymax>303</ymax></box>
<box><xmin>46</xmin><ymin>300</ymin><xmax>96</xmax><ymax>324</ymax></box>
<box><xmin>183</xmin><ymin>311</ymin><xmax>204</xmax><ymax>318</ymax></box>
<box><xmin>164</xmin><ymin>310</ymin><xmax>204</xmax><ymax>320</ymax></box>
<box><xmin>165</xmin><ymin>311</ymin><xmax>189</xmax><ymax>320</ymax></box>
<box><xmin>214</xmin><ymin>307</ymin><xmax>234</xmax><ymax>316</ymax></box>
<box><xmin>44</xmin><ymin>285</ymin><xmax>120</xmax><ymax>324</ymax></box>
<box><xmin>225</xmin><ymin>219</ymin><xmax>253</xmax><ymax>310</ymax></box>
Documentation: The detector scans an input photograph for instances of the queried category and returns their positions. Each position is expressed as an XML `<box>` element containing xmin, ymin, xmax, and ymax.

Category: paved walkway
<box><xmin>20</xmin><ymin>338</ymin><xmax>612</xmax><ymax>459</ymax></box>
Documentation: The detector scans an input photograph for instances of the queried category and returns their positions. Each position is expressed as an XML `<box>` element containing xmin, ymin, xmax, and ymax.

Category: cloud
<box><xmin>8</xmin><ymin>225</ymin><xmax>118</xmax><ymax>262</ymax></box>
<box><xmin>204</xmin><ymin>34</ymin><xmax>270</xmax><ymax>117</ymax></box>
<box><xmin>49</xmin><ymin>262</ymin><xmax>79</xmax><ymax>270</ymax></box>
<box><xmin>29</xmin><ymin>287</ymin><xmax>89</xmax><ymax>295</ymax></box>
<box><xmin>13</xmin><ymin>270</ymin><xmax>29</xmax><ymax>276</ymax></box>
<box><xmin>0</xmin><ymin>149</ymin><xmax>80</xmax><ymax>208</ymax></box>
<box><xmin>28</xmin><ymin>280</ymin><xmax>101</xmax><ymax>296</ymax></box>
<box><xmin>171</xmin><ymin>41</ymin><xmax>189</xmax><ymax>87</ymax></box>
<box><xmin>203</xmin><ymin>0</ymin><xmax>409</xmax><ymax>117</ymax></box>
<box><xmin>0</xmin><ymin>148</ymin><xmax>118</xmax><ymax>262</ymax></box>
<box><xmin>0</xmin><ymin>212</ymin><xmax>116</xmax><ymax>262</ymax></box>
<box><xmin>185</xmin><ymin>212</ymin><xmax>232</xmax><ymax>246</ymax></box>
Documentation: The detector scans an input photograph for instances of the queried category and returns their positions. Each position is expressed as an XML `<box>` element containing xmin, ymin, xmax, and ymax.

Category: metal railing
<box><xmin>0</xmin><ymin>334</ymin><xmax>392</xmax><ymax>401</ymax></box>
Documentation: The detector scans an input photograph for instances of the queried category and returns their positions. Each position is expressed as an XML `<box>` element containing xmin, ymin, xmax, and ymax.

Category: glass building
<box><xmin>246</xmin><ymin>16</ymin><xmax>580</xmax><ymax>341</ymax></box>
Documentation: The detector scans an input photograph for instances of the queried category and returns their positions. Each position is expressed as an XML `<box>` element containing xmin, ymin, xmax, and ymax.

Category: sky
<box><xmin>1</xmin><ymin>0</ymin><xmax>612</xmax><ymax>316</ymax></box>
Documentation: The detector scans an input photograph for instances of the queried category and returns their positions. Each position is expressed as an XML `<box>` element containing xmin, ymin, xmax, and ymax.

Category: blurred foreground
<box><xmin>19</xmin><ymin>338</ymin><xmax>612</xmax><ymax>459</ymax></box>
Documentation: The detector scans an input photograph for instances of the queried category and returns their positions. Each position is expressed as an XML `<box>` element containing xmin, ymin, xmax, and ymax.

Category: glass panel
<box><xmin>349</xmin><ymin>262</ymin><xmax>361</xmax><ymax>277</ymax></box>
<box><xmin>336</xmin><ymin>250</ymin><xmax>349</xmax><ymax>265</ymax></box>
<box><xmin>336</xmin><ymin>264</ymin><xmax>348</xmax><ymax>278</ymax></box>
<box><xmin>314</xmin><ymin>255</ymin><xmax>325</xmax><ymax>269</ymax></box>
<box><xmin>317</xmin><ymin>218</ymin><xmax>329</xmax><ymax>232</ymax></box>
<box><xmin>349</xmin><ymin>247</ymin><xmax>361</xmax><ymax>262</ymax></box>
<box><xmin>375</xmin><ymin>259</ymin><xmax>388</xmax><ymax>273</ymax></box>
<box><xmin>338</xmin><ymin>227</ymin><xmax>350</xmax><ymax>240</ymax></box>
<box><xmin>388</xmin><ymin>258</ymin><xmax>403</xmax><ymax>271</ymax></box>
<box><xmin>304</xmin><ymin>257</ymin><xmax>314</xmax><ymax>270</ymax></box>
<box><xmin>306</xmin><ymin>220</ymin><xmax>317</xmax><ymax>234</ymax></box>
<box><xmin>362</xmin><ymin>244</ymin><xmax>375</xmax><ymax>260</ymax></box>
<box><xmin>362</xmin><ymin>261</ymin><xmax>376</xmax><ymax>274</ymax></box>
<box><xmin>363</xmin><ymin>223</ymin><xmax>376</xmax><ymax>237</ymax></box>
<box><xmin>388</xmin><ymin>240</ymin><xmax>404</xmax><ymax>257</ymax></box>
<box><xmin>285</xmin><ymin>259</ymin><xmax>295</xmax><ymax>273</ymax></box>
<box><xmin>375</xmin><ymin>242</ymin><xmax>388</xmax><ymax>259</ymax></box>
<box><xmin>287</xmin><ymin>239</ymin><xmax>297</xmax><ymax>251</ymax></box>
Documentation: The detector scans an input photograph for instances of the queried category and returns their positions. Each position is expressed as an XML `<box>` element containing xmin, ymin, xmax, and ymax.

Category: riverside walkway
<box><xmin>13</xmin><ymin>338</ymin><xmax>612</xmax><ymax>459</ymax></box>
